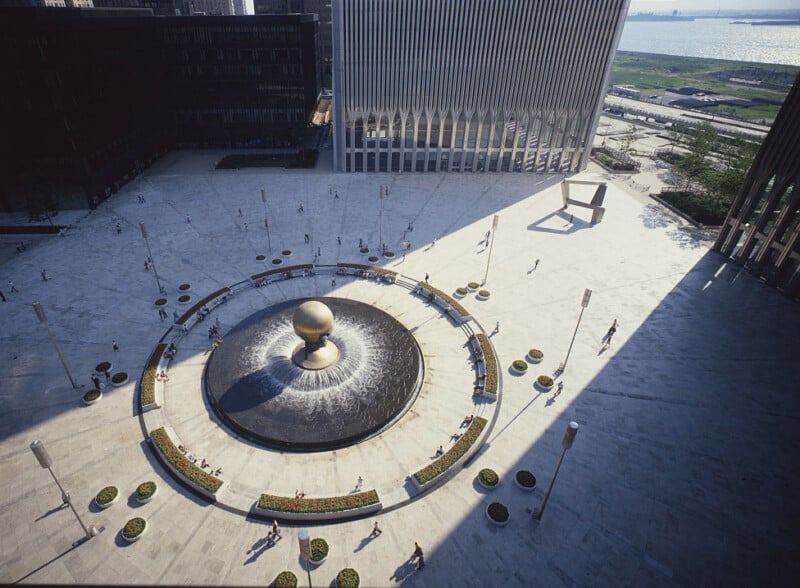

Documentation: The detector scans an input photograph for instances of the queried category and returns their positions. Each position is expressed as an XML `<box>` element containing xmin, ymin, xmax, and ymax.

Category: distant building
<box><xmin>332</xmin><ymin>0</ymin><xmax>630</xmax><ymax>173</ymax></box>
<box><xmin>92</xmin><ymin>0</ymin><xmax>182</xmax><ymax>15</ymax></box>
<box><xmin>0</xmin><ymin>0</ymin><xmax>94</xmax><ymax>6</ymax></box>
<box><xmin>254</xmin><ymin>0</ymin><xmax>331</xmax><ymax>87</ymax></box>
<box><xmin>231</xmin><ymin>0</ymin><xmax>244</xmax><ymax>15</ymax></box>
<box><xmin>0</xmin><ymin>7</ymin><xmax>320</xmax><ymax>212</ymax></box>
<box><xmin>714</xmin><ymin>72</ymin><xmax>800</xmax><ymax>298</ymax></box>
<box><xmin>183</xmin><ymin>0</ymin><xmax>232</xmax><ymax>15</ymax></box>
<box><xmin>611</xmin><ymin>85</ymin><xmax>641</xmax><ymax>99</ymax></box>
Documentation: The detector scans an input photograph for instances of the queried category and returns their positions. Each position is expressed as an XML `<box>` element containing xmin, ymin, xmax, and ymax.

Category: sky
<box><xmin>628</xmin><ymin>0</ymin><xmax>800</xmax><ymax>11</ymax></box>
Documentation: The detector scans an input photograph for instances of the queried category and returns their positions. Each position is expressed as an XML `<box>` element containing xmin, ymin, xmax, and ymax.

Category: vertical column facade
<box><xmin>333</xmin><ymin>0</ymin><xmax>629</xmax><ymax>173</ymax></box>
<box><xmin>714</xmin><ymin>72</ymin><xmax>800</xmax><ymax>299</ymax></box>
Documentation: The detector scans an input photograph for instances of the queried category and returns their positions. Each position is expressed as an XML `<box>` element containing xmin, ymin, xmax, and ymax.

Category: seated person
<box><xmin>434</xmin><ymin>445</ymin><xmax>444</xmax><ymax>457</ymax></box>
<box><xmin>462</xmin><ymin>415</ymin><xmax>473</xmax><ymax>426</ymax></box>
<box><xmin>178</xmin><ymin>444</ymin><xmax>187</xmax><ymax>453</ymax></box>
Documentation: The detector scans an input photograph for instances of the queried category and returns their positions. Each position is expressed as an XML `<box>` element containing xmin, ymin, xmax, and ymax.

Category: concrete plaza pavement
<box><xmin>1</xmin><ymin>151</ymin><xmax>798</xmax><ymax>586</ymax></box>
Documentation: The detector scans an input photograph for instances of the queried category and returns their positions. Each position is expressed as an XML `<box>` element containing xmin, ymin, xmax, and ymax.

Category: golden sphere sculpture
<box><xmin>291</xmin><ymin>301</ymin><xmax>340</xmax><ymax>369</ymax></box>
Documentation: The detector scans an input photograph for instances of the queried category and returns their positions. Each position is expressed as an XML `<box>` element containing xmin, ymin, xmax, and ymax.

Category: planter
<box><xmin>122</xmin><ymin>517</ymin><xmax>147</xmax><ymax>542</ymax></box>
<box><xmin>453</xmin><ymin>287</ymin><xmax>468</xmax><ymax>298</ymax></box>
<box><xmin>510</xmin><ymin>360</ymin><xmax>528</xmax><ymax>375</ymax></box>
<box><xmin>83</xmin><ymin>389</ymin><xmax>102</xmax><ymax>405</ymax></box>
<box><xmin>535</xmin><ymin>375</ymin><xmax>554</xmax><ymax>392</ymax></box>
<box><xmin>383</xmin><ymin>251</ymin><xmax>395</xmax><ymax>259</ymax></box>
<box><xmin>256</xmin><ymin>255</ymin><xmax>266</xmax><ymax>261</ymax></box>
<box><xmin>273</xmin><ymin>571</ymin><xmax>298</xmax><ymax>588</ymax></box>
<box><xmin>281</xmin><ymin>249</ymin><xmax>293</xmax><ymax>258</ymax></box>
<box><xmin>514</xmin><ymin>470</ymin><xmax>537</xmax><ymax>492</ymax></box>
<box><xmin>359</xmin><ymin>248</ymin><xmax>369</xmax><ymax>255</ymax></box>
<box><xmin>177</xmin><ymin>294</ymin><xmax>192</xmax><ymax>304</ymax></box>
<box><xmin>467</xmin><ymin>282</ymin><xmax>480</xmax><ymax>292</ymax></box>
<box><xmin>477</xmin><ymin>468</ymin><xmax>499</xmax><ymax>490</ymax></box>
<box><xmin>335</xmin><ymin>568</ymin><xmax>360</xmax><ymax>588</ymax></box>
<box><xmin>94</xmin><ymin>485</ymin><xmax>119</xmax><ymax>509</ymax></box>
<box><xmin>111</xmin><ymin>372</ymin><xmax>128</xmax><ymax>387</ymax></box>
<box><xmin>310</xmin><ymin>537</ymin><xmax>329</xmax><ymax>565</ymax></box>
<box><xmin>476</xmin><ymin>289</ymin><xmax>491</xmax><ymax>300</ymax></box>
<box><xmin>177</xmin><ymin>283</ymin><xmax>191</xmax><ymax>293</ymax></box>
<box><xmin>95</xmin><ymin>361</ymin><xmax>112</xmax><ymax>374</ymax></box>
<box><xmin>527</xmin><ymin>349</ymin><xmax>544</xmax><ymax>363</ymax></box>
<box><xmin>135</xmin><ymin>481</ymin><xmax>158</xmax><ymax>504</ymax></box>
<box><xmin>154</xmin><ymin>298</ymin><xmax>167</xmax><ymax>307</ymax></box>
<box><xmin>271</xmin><ymin>258</ymin><xmax>283</xmax><ymax>266</ymax></box>
<box><xmin>485</xmin><ymin>502</ymin><xmax>510</xmax><ymax>527</ymax></box>
<box><xmin>367</xmin><ymin>256</ymin><xmax>379</xmax><ymax>263</ymax></box>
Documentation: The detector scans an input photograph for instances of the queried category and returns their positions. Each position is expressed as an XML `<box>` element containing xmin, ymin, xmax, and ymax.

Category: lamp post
<box><xmin>32</xmin><ymin>303</ymin><xmax>77</xmax><ymax>389</ymax></box>
<box><xmin>560</xmin><ymin>288</ymin><xmax>592</xmax><ymax>373</ymax></box>
<box><xmin>531</xmin><ymin>421</ymin><xmax>579</xmax><ymax>520</ymax></box>
<box><xmin>298</xmin><ymin>528</ymin><xmax>312</xmax><ymax>588</ymax></box>
<box><xmin>30</xmin><ymin>440</ymin><xmax>98</xmax><ymax>541</ymax></box>
<box><xmin>139</xmin><ymin>223</ymin><xmax>165</xmax><ymax>294</ymax></box>
<box><xmin>482</xmin><ymin>214</ymin><xmax>499</xmax><ymax>285</ymax></box>
<box><xmin>261</xmin><ymin>189</ymin><xmax>272</xmax><ymax>252</ymax></box>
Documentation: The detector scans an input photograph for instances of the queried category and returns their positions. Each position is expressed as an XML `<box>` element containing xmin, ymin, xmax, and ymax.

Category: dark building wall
<box><xmin>714</xmin><ymin>72</ymin><xmax>800</xmax><ymax>299</ymax></box>
<box><xmin>0</xmin><ymin>8</ymin><xmax>320</xmax><ymax>212</ymax></box>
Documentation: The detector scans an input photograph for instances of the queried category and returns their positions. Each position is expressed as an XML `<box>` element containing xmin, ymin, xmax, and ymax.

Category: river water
<box><xmin>619</xmin><ymin>18</ymin><xmax>800</xmax><ymax>66</ymax></box>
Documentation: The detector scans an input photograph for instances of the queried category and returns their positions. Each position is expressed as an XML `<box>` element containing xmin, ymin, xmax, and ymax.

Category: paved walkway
<box><xmin>1</xmin><ymin>150</ymin><xmax>798</xmax><ymax>587</ymax></box>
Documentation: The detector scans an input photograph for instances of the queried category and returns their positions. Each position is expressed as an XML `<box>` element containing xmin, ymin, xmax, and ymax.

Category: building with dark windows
<box><xmin>254</xmin><ymin>0</ymin><xmax>331</xmax><ymax>87</ymax></box>
<box><xmin>332</xmin><ymin>0</ymin><xmax>629</xmax><ymax>173</ymax></box>
<box><xmin>714</xmin><ymin>72</ymin><xmax>800</xmax><ymax>299</ymax></box>
<box><xmin>0</xmin><ymin>7</ymin><xmax>320</xmax><ymax>212</ymax></box>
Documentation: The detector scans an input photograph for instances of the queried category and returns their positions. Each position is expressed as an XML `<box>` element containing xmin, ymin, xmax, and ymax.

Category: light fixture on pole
<box><xmin>298</xmin><ymin>528</ymin><xmax>313</xmax><ymax>588</ymax></box>
<box><xmin>531</xmin><ymin>421</ymin><xmax>579</xmax><ymax>520</ymax></box>
<box><xmin>559</xmin><ymin>288</ymin><xmax>592</xmax><ymax>373</ymax></box>
<box><xmin>139</xmin><ymin>223</ymin><xmax>165</xmax><ymax>294</ymax></box>
<box><xmin>261</xmin><ymin>189</ymin><xmax>272</xmax><ymax>252</ymax></box>
<box><xmin>32</xmin><ymin>303</ymin><xmax>78</xmax><ymax>389</ymax></box>
<box><xmin>30</xmin><ymin>440</ymin><xmax>98</xmax><ymax>542</ymax></box>
<box><xmin>482</xmin><ymin>214</ymin><xmax>499</xmax><ymax>285</ymax></box>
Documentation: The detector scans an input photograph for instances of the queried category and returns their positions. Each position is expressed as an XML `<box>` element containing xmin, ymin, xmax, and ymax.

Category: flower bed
<box><xmin>412</xmin><ymin>417</ymin><xmax>488</xmax><ymax>487</ymax></box>
<box><xmin>176</xmin><ymin>287</ymin><xmax>231</xmax><ymax>325</ymax></box>
<box><xmin>514</xmin><ymin>470</ymin><xmax>536</xmax><ymax>491</ymax></box>
<box><xmin>336</xmin><ymin>568</ymin><xmax>360</xmax><ymax>588</ymax></box>
<box><xmin>310</xmin><ymin>537</ymin><xmax>329</xmax><ymax>563</ymax></box>
<box><xmin>417</xmin><ymin>282</ymin><xmax>470</xmax><ymax>318</ymax></box>
<box><xmin>83</xmin><ymin>389</ymin><xmax>102</xmax><ymax>404</ymax></box>
<box><xmin>95</xmin><ymin>485</ymin><xmax>119</xmax><ymax>509</ymax></box>
<box><xmin>536</xmin><ymin>375</ymin><xmax>554</xmax><ymax>391</ymax></box>
<box><xmin>149</xmin><ymin>427</ymin><xmax>222</xmax><ymax>494</ymax></box>
<box><xmin>136</xmin><ymin>480</ymin><xmax>157</xmax><ymax>503</ymax></box>
<box><xmin>257</xmin><ymin>490</ymin><xmax>379</xmax><ymax>515</ymax></box>
<box><xmin>474</xmin><ymin>334</ymin><xmax>497</xmax><ymax>394</ymax></box>
<box><xmin>122</xmin><ymin>517</ymin><xmax>147</xmax><ymax>542</ymax></box>
<box><xmin>273</xmin><ymin>571</ymin><xmax>298</xmax><ymax>588</ymax></box>
<box><xmin>477</xmin><ymin>468</ymin><xmax>499</xmax><ymax>488</ymax></box>
<box><xmin>111</xmin><ymin>372</ymin><xmax>128</xmax><ymax>386</ymax></box>
<box><xmin>95</xmin><ymin>361</ymin><xmax>112</xmax><ymax>373</ymax></box>
<box><xmin>141</xmin><ymin>343</ymin><xmax>166</xmax><ymax>409</ymax></box>
<box><xmin>486</xmin><ymin>502</ymin><xmax>510</xmax><ymax>526</ymax></box>
<box><xmin>337</xmin><ymin>263</ymin><xmax>397</xmax><ymax>277</ymax></box>
<box><xmin>251</xmin><ymin>265</ymin><xmax>313</xmax><ymax>282</ymax></box>
<box><xmin>510</xmin><ymin>360</ymin><xmax>528</xmax><ymax>374</ymax></box>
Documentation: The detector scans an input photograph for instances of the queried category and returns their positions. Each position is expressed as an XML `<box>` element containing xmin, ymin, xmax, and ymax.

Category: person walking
<box><xmin>604</xmin><ymin>319</ymin><xmax>618</xmax><ymax>347</ymax></box>
<box><xmin>0</xmin><ymin>289</ymin><xmax>5</xmax><ymax>302</ymax></box>
<box><xmin>8</xmin><ymin>280</ymin><xmax>18</xmax><ymax>293</ymax></box>
<box><xmin>112</xmin><ymin>339</ymin><xmax>119</xmax><ymax>352</ymax></box>
<box><xmin>425</xmin><ymin>273</ymin><xmax>429</xmax><ymax>283</ymax></box>
<box><xmin>534</xmin><ymin>259</ymin><xmax>540</xmax><ymax>270</ymax></box>
<box><xmin>173</xmin><ymin>310</ymin><xmax>180</xmax><ymax>322</ymax></box>
<box><xmin>272</xmin><ymin>520</ymin><xmax>281</xmax><ymax>539</ymax></box>
<box><xmin>238</xmin><ymin>208</ymin><xmax>243</xmax><ymax>217</ymax></box>
<box><xmin>185</xmin><ymin>214</ymin><xmax>191</xmax><ymax>224</ymax></box>
<box><xmin>493</xmin><ymin>321</ymin><xmax>500</xmax><ymax>334</ymax></box>
<box><xmin>555</xmin><ymin>382</ymin><xmax>564</xmax><ymax>397</ymax></box>
<box><xmin>412</xmin><ymin>542</ymin><xmax>423</xmax><ymax>561</ymax></box>
<box><xmin>485</xmin><ymin>230</ymin><xmax>491</xmax><ymax>245</ymax></box>
<box><xmin>355</xmin><ymin>475</ymin><xmax>363</xmax><ymax>492</ymax></box>
<box><xmin>370</xmin><ymin>521</ymin><xmax>382</xmax><ymax>537</ymax></box>
<box><xmin>41</xmin><ymin>269</ymin><xmax>48</xmax><ymax>281</ymax></box>
<box><xmin>91</xmin><ymin>374</ymin><xmax>101</xmax><ymax>390</ymax></box>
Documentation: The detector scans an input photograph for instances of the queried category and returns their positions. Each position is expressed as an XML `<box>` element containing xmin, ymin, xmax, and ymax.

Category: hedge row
<box><xmin>251</xmin><ymin>264</ymin><xmax>313</xmax><ymax>281</ymax></box>
<box><xmin>413</xmin><ymin>417</ymin><xmax>488</xmax><ymax>486</ymax></box>
<box><xmin>418</xmin><ymin>282</ymin><xmax>470</xmax><ymax>317</ymax></box>
<box><xmin>475</xmin><ymin>334</ymin><xmax>497</xmax><ymax>394</ymax></box>
<box><xmin>150</xmin><ymin>427</ymin><xmax>222</xmax><ymax>494</ymax></box>
<box><xmin>337</xmin><ymin>262</ymin><xmax>397</xmax><ymax>277</ymax></box>
<box><xmin>141</xmin><ymin>343</ymin><xmax>166</xmax><ymax>408</ymax></box>
<box><xmin>257</xmin><ymin>490</ymin><xmax>379</xmax><ymax>513</ymax></box>
<box><xmin>176</xmin><ymin>287</ymin><xmax>231</xmax><ymax>325</ymax></box>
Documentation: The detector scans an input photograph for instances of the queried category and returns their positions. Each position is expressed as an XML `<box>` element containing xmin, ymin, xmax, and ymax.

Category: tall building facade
<box><xmin>714</xmin><ymin>72</ymin><xmax>800</xmax><ymax>298</ymax></box>
<box><xmin>333</xmin><ymin>0</ymin><xmax>629</xmax><ymax>173</ymax></box>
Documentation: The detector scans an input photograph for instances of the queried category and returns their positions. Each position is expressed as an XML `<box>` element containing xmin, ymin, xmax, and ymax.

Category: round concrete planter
<box><xmin>177</xmin><ymin>294</ymin><xmax>192</xmax><ymax>305</ymax></box>
<box><xmin>383</xmin><ymin>251</ymin><xmax>395</xmax><ymax>259</ymax></box>
<box><xmin>177</xmin><ymin>283</ymin><xmax>191</xmax><ymax>293</ymax></box>
<box><xmin>281</xmin><ymin>250</ymin><xmax>293</xmax><ymax>258</ymax></box>
<box><xmin>135</xmin><ymin>481</ymin><xmax>158</xmax><ymax>504</ymax></box>
<box><xmin>83</xmin><ymin>389</ymin><xmax>102</xmax><ymax>405</ymax></box>
<box><xmin>485</xmin><ymin>502</ymin><xmax>510</xmax><ymax>527</ymax></box>
<box><xmin>94</xmin><ymin>486</ymin><xmax>119</xmax><ymax>509</ymax></box>
<box><xmin>527</xmin><ymin>349</ymin><xmax>544</xmax><ymax>363</ymax></box>
<box><xmin>477</xmin><ymin>468</ymin><xmax>499</xmax><ymax>490</ymax></box>
<box><xmin>510</xmin><ymin>361</ymin><xmax>528</xmax><ymax>376</ymax></box>
<box><xmin>535</xmin><ymin>376</ymin><xmax>554</xmax><ymax>392</ymax></box>
<box><xmin>453</xmin><ymin>288</ymin><xmax>467</xmax><ymax>298</ymax></box>
<box><xmin>154</xmin><ymin>298</ymin><xmax>168</xmax><ymax>307</ymax></box>
<box><xmin>476</xmin><ymin>290</ymin><xmax>491</xmax><ymax>300</ymax></box>
<box><xmin>122</xmin><ymin>517</ymin><xmax>147</xmax><ymax>542</ymax></box>
<box><xmin>111</xmin><ymin>373</ymin><xmax>129</xmax><ymax>387</ymax></box>
<box><xmin>514</xmin><ymin>470</ymin><xmax>537</xmax><ymax>492</ymax></box>
<box><xmin>467</xmin><ymin>282</ymin><xmax>480</xmax><ymax>292</ymax></box>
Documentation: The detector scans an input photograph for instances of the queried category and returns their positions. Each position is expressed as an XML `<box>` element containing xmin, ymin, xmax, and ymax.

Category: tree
<box><xmin>618</xmin><ymin>123</ymin><xmax>638</xmax><ymax>155</ymax></box>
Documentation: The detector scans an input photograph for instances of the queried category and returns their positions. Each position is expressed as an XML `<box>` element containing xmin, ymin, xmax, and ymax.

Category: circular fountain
<box><xmin>204</xmin><ymin>297</ymin><xmax>423</xmax><ymax>451</ymax></box>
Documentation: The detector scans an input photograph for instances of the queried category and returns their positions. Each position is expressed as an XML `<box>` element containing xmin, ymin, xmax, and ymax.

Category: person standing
<box><xmin>91</xmin><ymin>374</ymin><xmax>101</xmax><ymax>390</ymax></box>
<box><xmin>0</xmin><ymin>289</ymin><xmax>5</xmax><ymax>302</ymax></box>
<box><xmin>272</xmin><ymin>520</ymin><xmax>281</xmax><ymax>539</ymax></box>
<box><xmin>112</xmin><ymin>340</ymin><xmax>119</xmax><ymax>352</ymax></box>
<box><xmin>8</xmin><ymin>280</ymin><xmax>18</xmax><ymax>293</ymax></box>
<box><xmin>493</xmin><ymin>321</ymin><xmax>500</xmax><ymax>334</ymax></box>
<box><xmin>370</xmin><ymin>521</ymin><xmax>382</xmax><ymax>537</ymax></box>
<box><xmin>425</xmin><ymin>273</ymin><xmax>429</xmax><ymax>283</ymax></box>
<box><xmin>534</xmin><ymin>259</ymin><xmax>540</xmax><ymax>270</ymax></box>
<box><xmin>41</xmin><ymin>269</ymin><xmax>48</xmax><ymax>281</ymax></box>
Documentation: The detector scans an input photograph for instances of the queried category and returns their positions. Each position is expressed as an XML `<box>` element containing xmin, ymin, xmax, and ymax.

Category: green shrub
<box><xmin>487</xmin><ymin>502</ymin><xmax>509</xmax><ymax>522</ymax></box>
<box><xmin>336</xmin><ymin>568</ymin><xmax>360</xmax><ymax>588</ymax></box>
<box><xmin>95</xmin><ymin>361</ymin><xmax>111</xmax><ymax>373</ymax></box>
<box><xmin>273</xmin><ymin>571</ymin><xmax>298</xmax><ymax>588</ymax></box>
<box><xmin>468</xmin><ymin>282</ymin><xmax>479</xmax><ymax>289</ymax></box>
<box><xmin>272</xmin><ymin>259</ymin><xmax>282</xmax><ymax>265</ymax></box>
<box><xmin>516</xmin><ymin>470</ymin><xmax>536</xmax><ymax>488</ymax></box>
<box><xmin>474</xmin><ymin>334</ymin><xmax>497</xmax><ymax>394</ymax></box>
<box><xmin>511</xmin><ymin>360</ymin><xmax>527</xmax><ymax>371</ymax></box>
<box><xmin>256</xmin><ymin>255</ymin><xmax>266</xmax><ymax>261</ymax></box>
<box><xmin>122</xmin><ymin>517</ymin><xmax>146</xmax><ymax>539</ymax></box>
<box><xmin>368</xmin><ymin>256</ymin><xmax>379</xmax><ymax>262</ymax></box>
<box><xmin>155</xmin><ymin>298</ymin><xmax>167</xmax><ymax>306</ymax></box>
<box><xmin>478</xmin><ymin>468</ymin><xmax>499</xmax><ymax>486</ymax></box>
<box><xmin>528</xmin><ymin>348</ymin><xmax>543</xmax><ymax>360</ymax></box>
<box><xmin>455</xmin><ymin>287</ymin><xmax>468</xmax><ymax>295</ymax></box>
<box><xmin>359</xmin><ymin>248</ymin><xmax>369</xmax><ymax>254</ymax></box>
<box><xmin>111</xmin><ymin>372</ymin><xmax>127</xmax><ymax>384</ymax></box>
<box><xmin>83</xmin><ymin>389</ymin><xmax>101</xmax><ymax>402</ymax></box>
<box><xmin>178</xmin><ymin>294</ymin><xmax>191</xmax><ymax>302</ymax></box>
<box><xmin>537</xmin><ymin>375</ymin><xmax>554</xmax><ymax>387</ymax></box>
<box><xmin>141</xmin><ymin>343</ymin><xmax>166</xmax><ymax>407</ymax></box>
<box><xmin>310</xmin><ymin>537</ymin><xmax>329</xmax><ymax>561</ymax></box>
<box><xmin>282</xmin><ymin>249</ymin><xmax>292</xmax><ymax>256</ymax></box>
<box><xmin>257</xmin><ymin>490</ymin><xmax>379</xmax><ymax>513</ymax></box>
<box><xmin>477</xmin><ymin>289</ymin><xmax>490</xmax><ymax>297</ymax></box>
<box><xmin>136</xmin><ymin>481</ymin><xmax>157</xmax><ymax>500</ymax></box>
<box><xmin>178</xmin><ymin>283</ymin><xmax>190</xmax><ymax>291</ymax></box>
<box><xmin>95</xmin><ymin>485</ymin><xmax>118</xmax><ymax>505</ymax></box>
